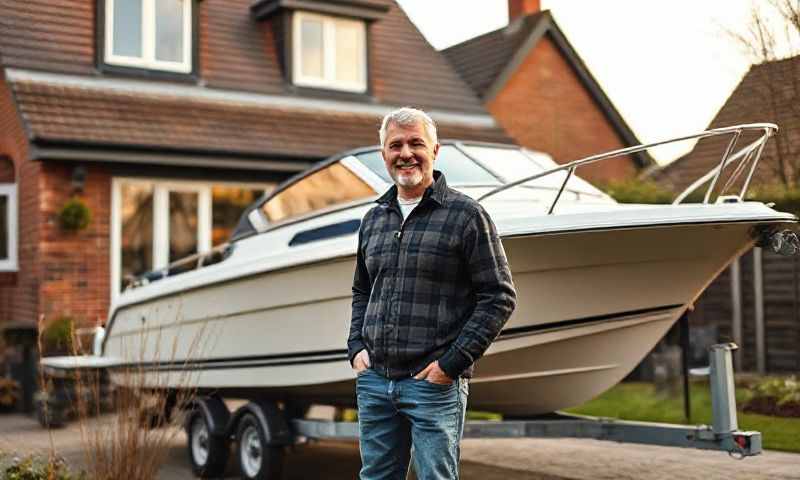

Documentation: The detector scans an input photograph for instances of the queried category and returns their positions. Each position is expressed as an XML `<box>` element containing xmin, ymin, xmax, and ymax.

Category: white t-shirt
<box><xmin>398</xmin><ymin>195</ymin><xmax>422</xmax><ymax>221</ymax></box>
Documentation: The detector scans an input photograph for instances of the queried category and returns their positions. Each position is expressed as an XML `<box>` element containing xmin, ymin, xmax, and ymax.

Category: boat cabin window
<box><xmin>261</xmin><ymin>162</ymin><xmax>376</xmax><ymax>224</ymax></box>
<box><xmin>355</xmin><ymin>145</ymin><xmax>502</xmax><ymax>186</ymax></box>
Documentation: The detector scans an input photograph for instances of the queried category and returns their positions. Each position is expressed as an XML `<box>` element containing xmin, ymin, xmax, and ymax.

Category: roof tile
<box><xmin>652</xmin><ymin>55</ymin><xmax>800</xmax><ymax>193</ymax></box>
<box><xmin>10</xmin><ymin>78</ymin><xmax>511</xmax><ymax>161</ymax></box>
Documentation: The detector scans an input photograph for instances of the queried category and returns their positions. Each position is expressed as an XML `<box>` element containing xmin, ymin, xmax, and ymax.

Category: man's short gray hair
<box><xmin>379</xmin><ymin>107</ymin><xmax>438</xmax><ymax>146</ymax></box>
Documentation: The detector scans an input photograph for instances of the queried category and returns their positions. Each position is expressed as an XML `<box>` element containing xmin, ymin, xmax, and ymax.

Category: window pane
<box><xmin>462</xmin><ymin>146</ymin><xmax>604</xmax><ymax>196</ymax></box>
<box><xmin>335</xmin><ymin>21</ymin><xmax>363</xmax><ymax>84</ymax></box>
<box><xmin>169</xmin><ymin>191</ymin><xmax>198</xmax><ymax>263</ymax></box>
<box><xmin>121</xmin><ymin>184</ymin><xmax>153</xmax><ymax>290</ymax></box>
<box><xmin>212</xmin><ymin>186</ymin><xmax>270</xmax><ymax>247</ymax></box>
<box><xmin>155</xmin><ymin>0</ymin><xmax>186</xmax><ymax>63</ymax></box>
<box><xmin>300</xmin><ymin>18</ymin><xmax>324</xmax><ymax>79</ymax></box>
<box><xmin>0</xmin><ymin>196</ymin><xmax>7</xmax><ymax>260</ymax></box>
<box><xmin>356</xmin><ymin>146</ymin><xmax>501</xmax><ymax>186</ymax></box>
<box><xmin>262</xmin><ymin>163</ymin><xmax>375</xmax><ymax>224</ymax></box>
<box><xmin>112</xmin><ymin>0</ymin><xmax>143</xmax><ymax>58</ymax></box>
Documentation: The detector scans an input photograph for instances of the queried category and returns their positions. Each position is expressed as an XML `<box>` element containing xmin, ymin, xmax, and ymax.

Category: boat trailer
<box><xmin>181</xmin><ymin>343</ymin><xmax>759</xmax><ymax>479</ymax></box>
<box><xmin>38</xmin><ymin>342</ymin><xmax>759</xmax><ymax>479</ymax></box>
<box><xmin>289</xmin><ymin>343</ymin><xmax>759</xmax><ymax>458</ymax></box>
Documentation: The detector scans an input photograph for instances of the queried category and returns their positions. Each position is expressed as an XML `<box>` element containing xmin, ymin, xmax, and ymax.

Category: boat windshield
<box><xmin>260</xmin><ymin>162</ymin><xmax>377</xmax><ymax>225</ymax></box>
<box><xmin>460</xmin><ymin>145</ymin><xmax>608</xmax><ymax>198</ymax></box>
<box><xmin>355</xmin><ymin>145</ymin><xmax>502</xmax><ymax>186</ymax></box>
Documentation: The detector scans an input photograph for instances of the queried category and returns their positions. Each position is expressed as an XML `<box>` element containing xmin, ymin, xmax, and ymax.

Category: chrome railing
<box><xmin>124</xmin><ymin>242</ymin><xmax>232</xmax><ymax>290</ymax></box>
<box><xmin>477</xmin><ymin>123</ymin><xmax>778</xmax><ymax>213</ymax></box>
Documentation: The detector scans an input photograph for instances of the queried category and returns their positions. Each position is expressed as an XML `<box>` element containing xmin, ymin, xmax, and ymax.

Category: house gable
<box><xmin>652</xmin><ymin>56</ymin><xmax>800</xmax><ymax>193</ymax></box>
<box><xmin>443</xmin><ymin>11</ymin><xmax>653</xmax><ymax>172</ymax></box>
<box><xmin>488</xmin><ymin>35</ymin><xmax>638</xmax><ymax>183</ymax></box>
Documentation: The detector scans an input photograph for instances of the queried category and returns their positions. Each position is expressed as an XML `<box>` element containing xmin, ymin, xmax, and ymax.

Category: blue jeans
<box><xmin>356</xmin><ymin>368</ymin><xmax>468</xmax><ymax>480</ymax></box>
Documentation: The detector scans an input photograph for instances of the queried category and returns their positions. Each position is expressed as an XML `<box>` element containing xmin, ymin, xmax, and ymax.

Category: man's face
<box><xmin>381</xmin><ymin>121</ymin><xmax>439</xmax><ymax>194</ymax></box>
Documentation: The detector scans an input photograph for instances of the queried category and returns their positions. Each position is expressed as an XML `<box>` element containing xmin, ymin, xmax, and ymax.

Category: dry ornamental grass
<box><xmin>36</xmin><ymin>304</ymin><xmax>212</xmax><ymax>480</ymax></box>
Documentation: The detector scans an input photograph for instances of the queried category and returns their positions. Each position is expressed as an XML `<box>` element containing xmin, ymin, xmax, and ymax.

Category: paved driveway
<box><xmin>1</xmin><ymin>414</ymin><xmax>798</xmax><ymax>479</ymax></box>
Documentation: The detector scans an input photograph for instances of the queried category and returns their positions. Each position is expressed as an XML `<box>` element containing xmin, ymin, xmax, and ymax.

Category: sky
<box><xmin>396</xmin><ymin>0</ymin><xmax>796</xmax><ymax>165</ymax></box>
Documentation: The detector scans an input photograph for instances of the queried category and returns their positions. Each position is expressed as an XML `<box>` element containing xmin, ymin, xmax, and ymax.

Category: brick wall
<box><xmin>0</xmin><ymin>156</ymin><xmax>15</xmax><ymax>183</ymax></box>
<box><xmin>0</xmin><ymin>73</ymin><xmax>40</xmax><ymax>327</ymax></box>
<box><xmin>1</xmin><ymin>73</ymin><xmax>111</xmax><ymax>329</ymax></box>
<box><xmin>487</xmin><ymin>36</ymin><xmax>637</xmax><ymax>185</ymax></box>
<box><xmin>39</xmin><ymin>163</ymin><xmax>111</xmax><ymax>327</ymax></box>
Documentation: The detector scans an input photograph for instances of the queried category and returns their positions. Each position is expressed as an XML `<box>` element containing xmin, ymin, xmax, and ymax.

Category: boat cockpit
<box><xmin>232</xmin><ymin>142</ymin><xmax>613</xmax><ymax>241</ymax></box>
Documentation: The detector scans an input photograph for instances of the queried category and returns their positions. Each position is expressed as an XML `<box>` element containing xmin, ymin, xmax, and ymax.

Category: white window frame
<box><xmin>104</xmin><ymin>0</ymin><xmax>193</xmax><ymax>73</ymax></box>
<box><xmin>0</xmin><ymin>184</ymin><xmax>18</xmax><ymax>272</ymax></box>
<box><xmin>111</xmin><ymin>178</ymin><xmax>273</xmax><ymax>301</ymax></box>
<box><xmin>292</xmin><ymin>11</ymin><xmax>367</xmax><ymax>93</ymax></box>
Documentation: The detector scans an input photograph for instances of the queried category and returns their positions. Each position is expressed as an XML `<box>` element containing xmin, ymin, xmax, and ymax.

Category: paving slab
<box><xmin>1</xmin><ymin>414</ymin><xmax>798</xmax><ymax>479</ymax></box>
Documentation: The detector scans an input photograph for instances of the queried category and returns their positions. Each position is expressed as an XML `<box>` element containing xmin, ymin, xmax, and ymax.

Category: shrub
<box><xmin>1</xmin><ymin>455</ymin><xmax>84</xmax><ymax>480</ymax></box>
<box><xmin>41</xmin><ymin>317</ymin><xmax>75</xmax><ymax>356</ymax></box>
<box><xmin>746</xmin><ymin>184</ymin><xmax>800</xmax><ymax>216</ymax></box>
<box><xmin>58</xmin><ymin>198</ymin><xmax>91</xmax><ymax>231</ymax></box>
<box><xmin>602</xmin><ymin>179</ymin><xmax>674</xmax><ymax>204</ymax></box>
<box><xmin>742</xmin><ymin>376</ymin><xmax>800</xmax><ymax>417</ymax></box>
<box><xmin>0</xmin><ymin>377</ymin><xmax>20</xmax><ymax>410</ymax></box>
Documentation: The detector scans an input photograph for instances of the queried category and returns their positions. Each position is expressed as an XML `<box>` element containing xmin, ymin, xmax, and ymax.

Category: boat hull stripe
<box><xmin>114</xmin><ymin>303</ymin><xmax>682</xmax><ymax>372</ymax></box>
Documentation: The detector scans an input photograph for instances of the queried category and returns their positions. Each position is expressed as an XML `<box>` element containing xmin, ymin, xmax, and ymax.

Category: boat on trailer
<box><xmin>44</xmin><ymin>123</ymin><xmax>796</xmax><ymax>418</ymax></box>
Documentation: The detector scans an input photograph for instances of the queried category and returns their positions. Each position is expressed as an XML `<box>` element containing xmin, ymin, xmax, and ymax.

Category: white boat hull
<box><xmin>103</xmin><ymin>219</ymin><xmax>772</xmax><ymax>415</ymax></box>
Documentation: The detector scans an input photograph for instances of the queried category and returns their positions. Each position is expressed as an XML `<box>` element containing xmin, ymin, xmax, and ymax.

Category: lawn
<box><xmin>564</xmin><ymin>381</ymin><xmax>800</xmax><ymax>453</ymax></box>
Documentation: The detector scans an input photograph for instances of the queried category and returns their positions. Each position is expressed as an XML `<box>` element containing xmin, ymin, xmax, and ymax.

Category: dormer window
<box><xmin>292</xmin><ymin>12</ymin><xmax>367</xmax><ymax>93</ymax></box>
<box><xmin>104</xmin><ymin>0</ymin><xmax>193</xmax><ymax>73</ymax></box>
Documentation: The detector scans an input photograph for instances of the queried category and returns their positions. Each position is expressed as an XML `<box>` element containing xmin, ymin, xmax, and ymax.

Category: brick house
<box><xmin>649</xmin><ymin>56</ymin><xmax>800</xmax><ymax>373</ymax></box>
<box><xmin>443</xmin><ymin>0</ymin><xmax>652</xmax><ymax>184</ymax></box>
<box><xmin>0</xmin><ymin>0</ymin><xmax>511</xmax><ymax>331</ymax></box>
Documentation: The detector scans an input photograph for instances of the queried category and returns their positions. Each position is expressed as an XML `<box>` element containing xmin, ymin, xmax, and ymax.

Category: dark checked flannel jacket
<box><xmin>348</xmin><ymin>171</ymin><xmax>517</xmax><ymax>380</ymax></box>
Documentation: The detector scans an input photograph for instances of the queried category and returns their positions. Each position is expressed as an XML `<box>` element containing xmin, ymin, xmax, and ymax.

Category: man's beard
<box><xmin>392</xmin><ymin>165</ymin><xmax>423</xmax><ymax>188</ymax></box>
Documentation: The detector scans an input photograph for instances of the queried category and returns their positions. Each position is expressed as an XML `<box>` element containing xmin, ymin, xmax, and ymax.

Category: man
<box><xmin>348</xmin><ymin>107</ymin><xmax>517</xmax><ymax>480</ymax></box>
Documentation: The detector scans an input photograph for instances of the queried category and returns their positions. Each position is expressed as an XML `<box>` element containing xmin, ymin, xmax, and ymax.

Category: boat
<box><xmin>42</xmin><ymin>123</ymin><xmax>797</xmax><ymax>416</ymax></box>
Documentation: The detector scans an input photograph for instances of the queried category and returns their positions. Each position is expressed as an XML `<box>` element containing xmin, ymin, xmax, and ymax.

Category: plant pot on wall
<box><xmin>58</xmin><ymin>197</ymin><xmax>91</xmax><ymax>231</ymax></box>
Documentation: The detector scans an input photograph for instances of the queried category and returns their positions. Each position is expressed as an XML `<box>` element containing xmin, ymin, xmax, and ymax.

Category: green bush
<box><xmin>58</xmin><ymin>198</ymin><xmax>91</xmax><ymax>231</ymax></box>
<box><xmin>746</xmin><ymin>184</ymin><xmax>800</xmax><ymax>216</ymax></box>
<box><xmin>0</xmin><ymin>377</ymin><xmax>19</xmax><ymax>409</ymax></box>
<box><xmin>41</xmin><ymin>317</ymin><xmax>75</xmax><ymax>356</ymax></box>
<box><xmin>2</xmin><ymin>455</ymin><xmax>83</xmax><ymax>480</ymax></box>
<box><xmin>743</xmin><ymin>376</ymin><xmax>800</xmax><ymax>417</ymax></box>
<box><xmin>602</xmin><ymin>179</ymin><xmax>674</xmax><ymax>204</ymax></box>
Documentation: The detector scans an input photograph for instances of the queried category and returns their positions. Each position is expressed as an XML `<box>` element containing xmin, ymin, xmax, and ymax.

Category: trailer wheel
<box><xmin>187</xmin><ymin>409</ymin><xmax>229</xmax><ymax>478</ymax></box>
<box><xmin>236</xmin><ymin>412</ymin><xmax>284</xmax><ymax>480</ymax></box>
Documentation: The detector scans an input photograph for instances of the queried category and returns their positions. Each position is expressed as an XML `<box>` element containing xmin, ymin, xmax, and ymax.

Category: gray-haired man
<box><xmin>348</xmin><ymin>107</ymin><xmax>517</xmax><ymax>479</ymax></box>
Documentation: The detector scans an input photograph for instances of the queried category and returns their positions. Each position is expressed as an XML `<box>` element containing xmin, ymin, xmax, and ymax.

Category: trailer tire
<box><xmin>187</xmin><ymin>409</ymin><xmax>229</xmax><ymax>478</ymax></box>
<box><xmin>236</xmin><ymin>412</ymin><xmax>284</xmax><ymax>480</ymax></box>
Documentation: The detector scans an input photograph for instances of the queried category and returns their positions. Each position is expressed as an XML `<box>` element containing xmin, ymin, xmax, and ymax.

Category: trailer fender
<box><xmin>230</xmin><ymin>400</ymin><xmax>291</xmax><ymax>446</ymax></box>
<box><xmin>186</xmin><ymin>396</ymin><xmax>230</xmax><ymax>437</ymax></box>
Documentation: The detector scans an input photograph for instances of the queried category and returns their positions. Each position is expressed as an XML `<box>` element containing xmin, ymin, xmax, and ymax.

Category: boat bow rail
<box><xmin>477</xmin><ymin>123</ymin><xmax>779</xmax><ymax>213</ymax></box>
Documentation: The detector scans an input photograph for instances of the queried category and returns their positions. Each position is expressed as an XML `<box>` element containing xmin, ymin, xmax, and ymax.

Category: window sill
<box><xmin>97</xmin><ymin>63</ymin><xmax>199</xmax><ymax>84</ymax></box>
<box><xmin>252</xmin><ymin>0</ymin><xmax>389</xmax><ymax>21</ymax></box>
<box><xmin>286</xmin><ymin>84</ymin><xmax>375</xmax><ymax>103</ymax></box>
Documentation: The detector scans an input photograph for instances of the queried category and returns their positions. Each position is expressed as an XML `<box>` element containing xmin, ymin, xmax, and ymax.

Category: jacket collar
<box><xmin>376</xmin><ymin>170</ymin><xmax>449</xmax><ymax>208</ymax></box>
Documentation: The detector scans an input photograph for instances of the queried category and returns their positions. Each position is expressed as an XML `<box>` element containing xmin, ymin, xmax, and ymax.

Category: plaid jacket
<box><xmin>348</xmin><ymin>171</ymin><xmax>516</xmax><ymax>380</ymax></box>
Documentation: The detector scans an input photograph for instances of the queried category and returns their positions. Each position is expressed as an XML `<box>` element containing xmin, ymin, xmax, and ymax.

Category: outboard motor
<box><xmin>756</xmin><ymin>228</ymin><xmax>800</xmax><ymax>256</ymax></box>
